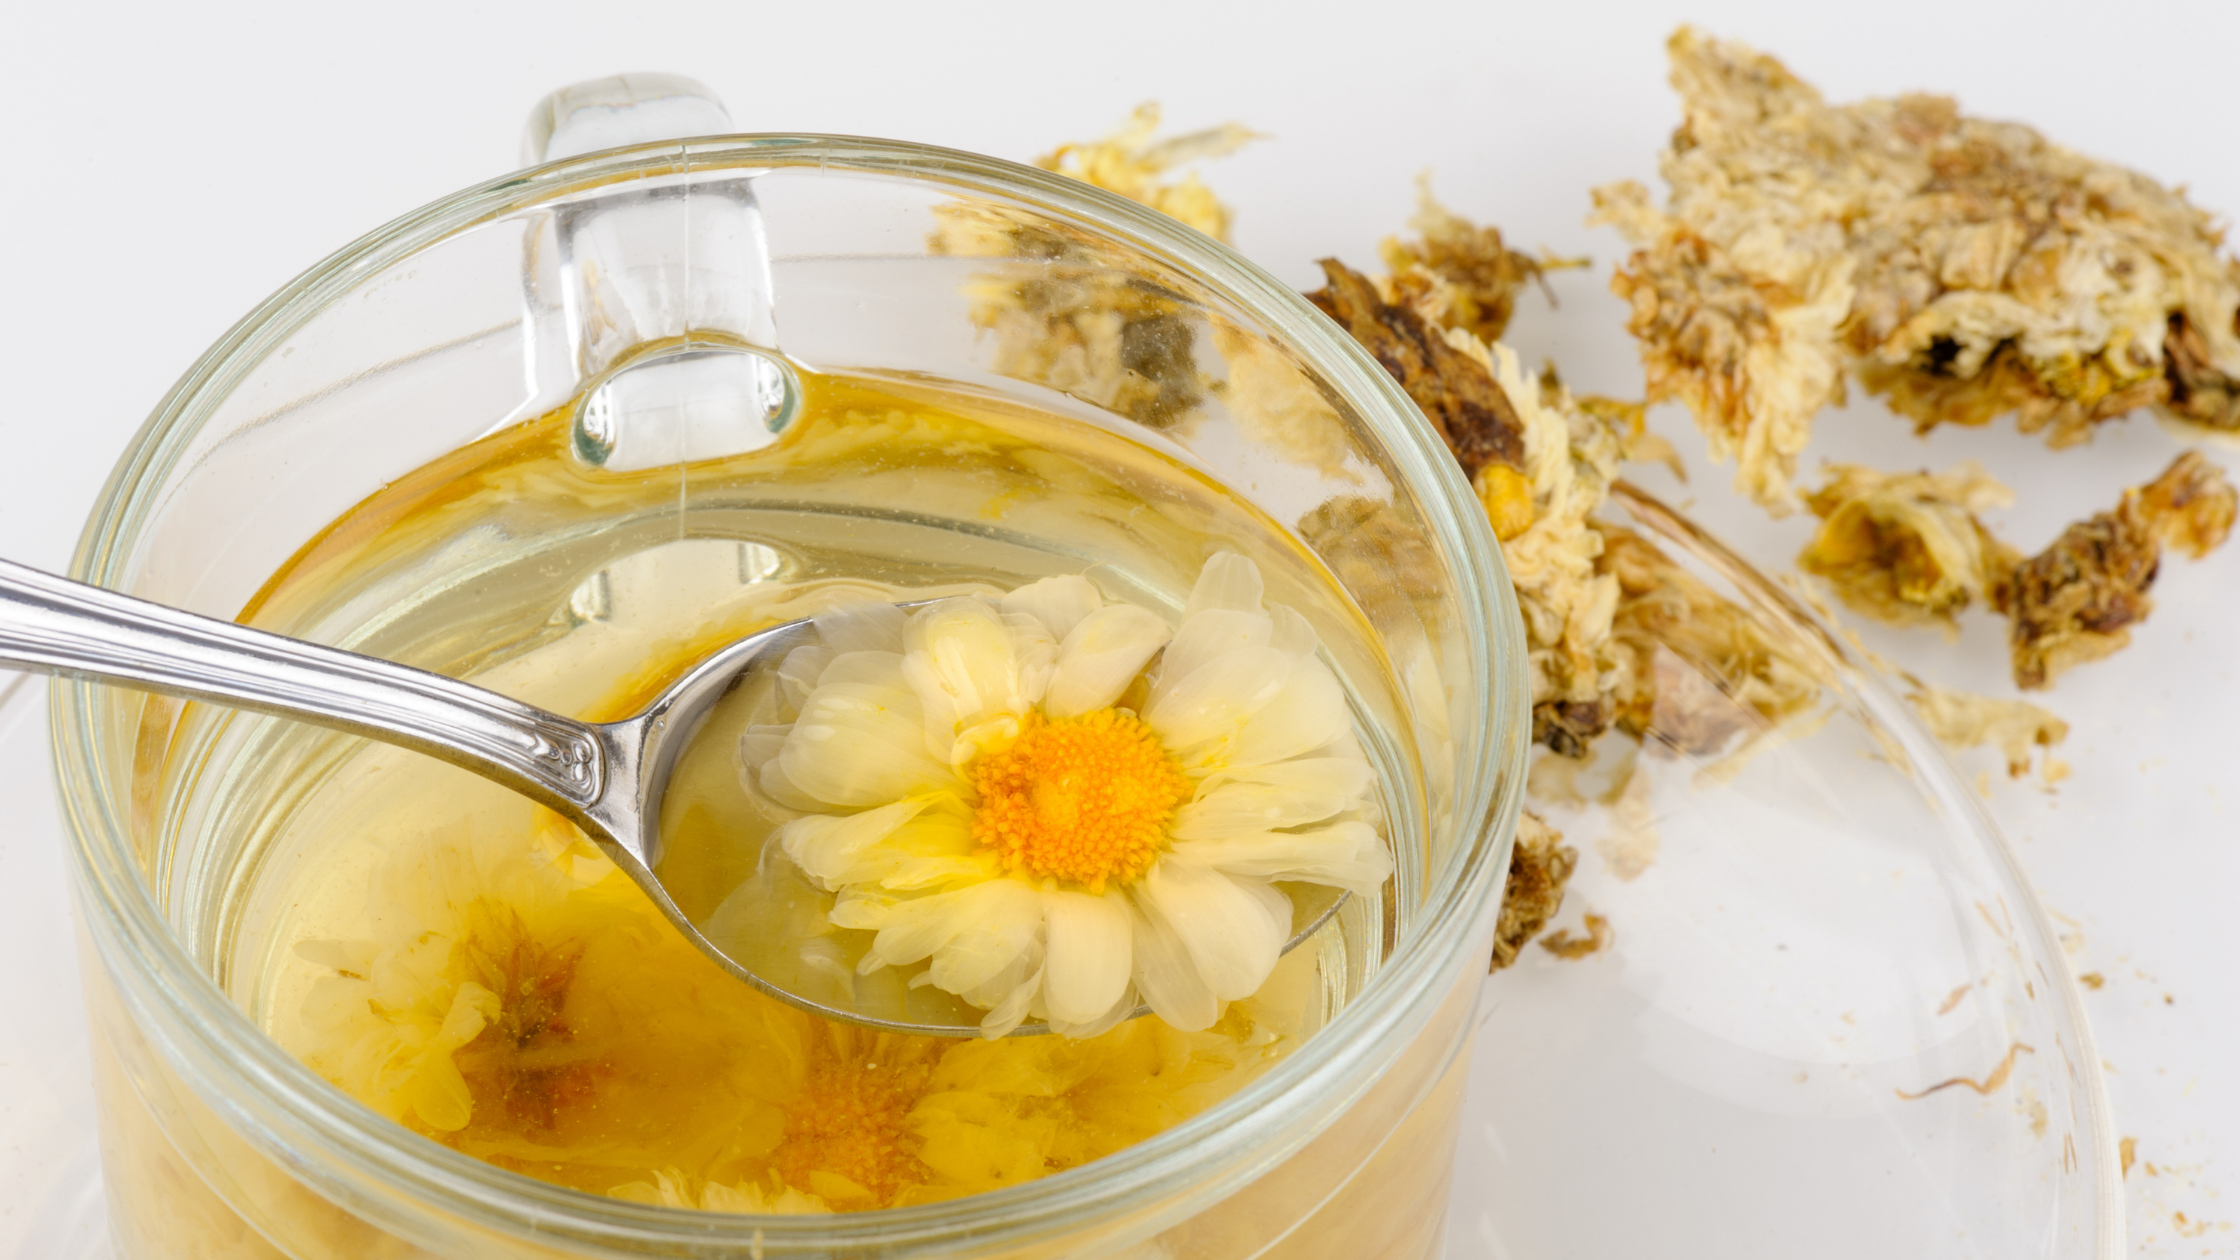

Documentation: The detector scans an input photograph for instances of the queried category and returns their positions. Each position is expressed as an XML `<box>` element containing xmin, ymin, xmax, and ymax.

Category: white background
<box><xmin>1</xmin><ymin>2</ymin><xmax>2235</xmax><ymax>1254</ymax></box>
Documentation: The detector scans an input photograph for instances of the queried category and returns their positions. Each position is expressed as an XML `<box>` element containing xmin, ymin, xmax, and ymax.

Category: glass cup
<box><xmin>51</xmin><ymin>80</ymin><xmax>1527</xmax><ymax>1258</ymax></box>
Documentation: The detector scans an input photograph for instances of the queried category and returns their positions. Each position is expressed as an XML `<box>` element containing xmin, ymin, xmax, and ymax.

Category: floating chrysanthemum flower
<box><xmin>743</xmin><ymin>554</ymin><xmax>1391</xmax><ymax>1037</ymax></box>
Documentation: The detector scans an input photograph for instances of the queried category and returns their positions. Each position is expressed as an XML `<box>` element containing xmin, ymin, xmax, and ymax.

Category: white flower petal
<box><xmin>1185</xmin><ymin>552</ymin><xmax>1266</xmax><ymax>617</ymax></box>
<box><xmin>1226</xmin><ymin>657</ymin><xmax>1351</xmax><ymax>769</ymax></box>
<box><xmin>1001</xmin><ymin>574</ymin><xmax>1104</xmax><ymax>643</ymax></box>
<box><xmin>1138</xmin><ymin>859</ymin><xmax>1288</xmax><ymax>1002</ymax></box>
<box><xmin>738</xmin><ymin>725</ymin><xmax>800</xmax><ymax>809</ymax></box>
<box><xmin>1266</xmin><ymin>603</ymin><xmax>1319</xmax><ymax>660</ymax></box>
<box><xmin>813</xmin><ymin>601</ymin><xmax>906</xmax><ymax>656</ymax></box>
<box><xmin>739</xmin><ymin>724</ymin><xmax>788</xmax><ymax>768</ymax></box>
<box><xmin>1127</xmin><ymin>892</ymin><xmax>1221</xmax><ymax>1031</ymax></box>
<box><xmin>776</xmin><ymin>658</ymin><xmax>958</xmax><ymax>807</ymax></box>
<box><xmin>847</xmin><ymin>878</ymin><xmax>1035</xmax><ymax>990</ymax></box>
<box><xmin>1039</xmin><ymin>890</ymin><xmax>1134</xmax><ymax>1027</ymax></box>
<box><xmin>1045</xmin><ymin>605</ymin><xmax>1172</xmax><ymax>718</ymax></box>
<box><xmin>973</xmin><ymin>947</ymin><xmax>1046</xmax><ymax>1038</ymax></box>
<box><xmin>902</xmin><ymin>599</ymin><xmax>1033</xmax><ymax>753</ymax></box>
<box><xmin>1171</xmin><ymin>778</ymin><xmax>1355</xmax><ymax>840</ymax></box>
<box><xmin>776</xmin><ymin>797</ymin><xmax>933</xmax><ymax>889</ymax></box>
<box><xmin>1142</xmin><ymin>646</ymin><xmax>1293</xmax><ymax>750</ymax></box>
<box><xmin>829</xmin><ymin>885</ymin><xmax>909</xmax><ymax>933</ymax></box>
<box><xmin>1045</xmin><ymin>985</ymin><xmax>1140</xmax><ymax>1039</ymax></box>
<box><xmin>806</xmin><ymin>807</ymin><xmax>984</xmax><ymax>889</ymax></box>
<box><xmin>812</xmin><ymin>649</ymin><xmax>908</xmax><ymax>689</ymax></box>
<box><xmin>949</xmin><ymin>713</ymin><xmax>1026</xmax><ymax>767</ymax></box>
<box><xmin>874</xmin><ymin>855</ymin><xmax>994</xmax><ymax>890</ymax></box>
<box><xmin>923</xmin><ymin>879</ymin><xmax>1046</xmax><ymax>996</ymax></box>
<box><xmin>1196</xmin><ymin>756</ymin><xmax>1375</xmax><ymax>803</ymax></box>
<box><xmin>999</xmin><ymin>612</ymin><xmax>1059</xmax><ymax>709</ymax></box>
<box><xmin>754</xmin><ymin>753</ymin><xmax>828</xmax><ymax>813</ymax></box>
<box><xmin>775</xmin><ymin>645</ymin><xmax>832</xmax><ymax>714</ymax></box>
<box><xmin>1158</xmin><ymin>609</ymin><xmax>1273</xmax><ymax>686</ymax></box>
<box><xmin>1169</xmin><ymin>821</ymin><xmax>1394</xmax><ymax>895</ymax></box>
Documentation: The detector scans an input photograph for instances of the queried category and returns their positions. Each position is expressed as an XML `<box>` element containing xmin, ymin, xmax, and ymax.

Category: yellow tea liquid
<box><xmin>188</xmin><ymin>368</ymin><xmax>1414</xmax><ymax>1212</ymax></box>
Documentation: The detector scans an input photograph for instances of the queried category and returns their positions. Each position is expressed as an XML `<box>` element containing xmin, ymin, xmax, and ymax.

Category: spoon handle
<box><xmin>0</xmin><ymin>558</ymin><xmax>606</xmax><ymax>812</ymax></box>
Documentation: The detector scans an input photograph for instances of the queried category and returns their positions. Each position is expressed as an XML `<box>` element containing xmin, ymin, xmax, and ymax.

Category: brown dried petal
<box><xmin>1540</xmin><ymin>913</ymin><xmax>1614</xmax><ymax>960</ymax></box>
<box><xmin>1532</xmin><ymin>699</ymin><xmax>1610</xmax><ymax>760</ymax></box>
<box><xmin>2002</xmin><ymin>510</ymin><xmax>2158</xmax><ymax>689</ymax></box>
<box><xmin>1492</xmin><ymin>811</ymin><xmax>1576</xmax><ymax>972</ymax></box>
<box><xmin>2000</xmin><ymin>453</ymin><xmax>2233</xmax><ymax>689</ymax></box>
<box><xmin>1305</xmin><ymin>258</ymin><xmax>1526</xmax><ymax>479</ymax></box>
<box><xmin>2164</xmin><ymin>313</ymin><xmax>2240</xmax><ymax>435</ymax></box>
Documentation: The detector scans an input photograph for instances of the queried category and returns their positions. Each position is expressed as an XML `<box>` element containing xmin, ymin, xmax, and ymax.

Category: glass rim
<box><xmin>53</xmin><ymin>131</ymin><xmax>1529</xmax><ymax>1249</ymax></box>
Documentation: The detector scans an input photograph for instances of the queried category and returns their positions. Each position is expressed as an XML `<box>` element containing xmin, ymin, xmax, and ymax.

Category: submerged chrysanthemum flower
<box><xmin>743</xmin><ymin>554</ymin><xmax>1391</xmax><ymax>1037</ymax></box>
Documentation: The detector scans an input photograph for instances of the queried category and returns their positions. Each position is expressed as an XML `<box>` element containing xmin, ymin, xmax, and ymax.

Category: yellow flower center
<box><xmin>970</xmin><ymin>709</ymin><xmax>1192</xmax><ymax>893</ymax></box>
<box><xmin>776</xmin><ymin>1035</ymin><xmax>936</xmax><ymax>1208</ymax></box>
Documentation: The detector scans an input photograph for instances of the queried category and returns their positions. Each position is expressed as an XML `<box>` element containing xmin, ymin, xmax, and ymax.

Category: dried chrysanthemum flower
<box><xmin>2127</xmin><ymin>449</ymin><xmax>2240</xmax><ymax>558</ymax></box>
<box><xmin>1597</xmin><ymin>27</ymin><xmax>2240</xmax><ymax>511</ymax></box>
<box><xmin>1482</xmin><ymin>352</ymin><xmax>1626</xmax><ymax>756</ymax></box>
<box><xmin>1591</xmin><ymin>179</ymin><xmax>1851</xmax><ymax>514</ymax></box>
<box><xmin>930</xmin><ymin>105</ymin><xmax>1260</xmax><ymax>434</ymax></box>
<box><xmin>1798</xmin><ymin>462</ymin><xmax>2021</xmax><ymax>630</ymax></box>
<box><xmin>1907</xmin><ymin>683</ymin><xmax>2069</xmax><ymax>779</ymax></box>
<box><xmin>1036</xmin><ymin>103</ymin><xmax>1259</xmax><ymax>243</ymax></box>
<box><xmin>929</xmin><ymin>200</ymin><xmax>1211</xmax><ymax>432</ymax></box>
<box><xmin>1305</xmin><ymin>258</ymin><xmax>1633</xmax><ymax>756</ymax></box>
<box><xmin>1491</xmin><ymin>811</ymin><xmax>1577</xmax><ymax>972</ymax></box>
<box><xmin>1998</xmin><ymin>451</ymin><xmax>2237</xmax><ymax>688</ymax></box>
<box><xmin>1380</xmin><ymin>177</ymin><xmax>1584</xmax><ymax>347</ymax></box>
<box><xmin>1016</xmin><ymin>125</ymin><xmax>1629</xmax><ymax>782</ymax></box>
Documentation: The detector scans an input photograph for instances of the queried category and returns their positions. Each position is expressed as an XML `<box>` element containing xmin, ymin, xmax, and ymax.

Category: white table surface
<box><xmin>2</xmin><ymin>3</ymin><xmax>2235</xmax><ymax>1255</ymax></box>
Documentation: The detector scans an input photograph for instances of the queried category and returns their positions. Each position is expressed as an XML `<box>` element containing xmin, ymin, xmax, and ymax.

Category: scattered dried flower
<box><xmin>1380</xmin><ymin>176</ymin><xmax>1586</xmax><ymax>346</ymax></box>
<box><xmin>1541</xmin><ymin>913</ymin><xmax>1615</xmax><ymax>960</ymax></box>
<box><xmin>1908</xmin><ymin>683</ymin><xmax>2069</xmax><ymax>778</ymax></box>
<box><xmin>1036</xmin><ymin>103</ymin><xmax>1259</xmax><ymax>244</ymax></box>
<box><xmin>1800</xmin><ymin>463</ymin><xmax>2020</xmax><ymax>629</ymax></box>
<box><xmin>1597</xmin><ymin>28</ymin><xmax>2240</xmax><ymax>511</ymax></box>
<box><xmin>932</xmin><ymin>104</ymin><xmax>1263</xmax><ymax>435</ymax></box>
<box><xmin>1999</xmin><ymin>452</ymin><xmax>2237</xmax><ymax>688</ymax></box>
<box><xmin>1492</xmin><ymin>812</ymin><xmax>1578</xmax><ymax>971</ymax></box>
<box><xmin>1896</xmin><ymin>1042</ymin><xmax>2035</xmax><ymax>1101</ymax></box>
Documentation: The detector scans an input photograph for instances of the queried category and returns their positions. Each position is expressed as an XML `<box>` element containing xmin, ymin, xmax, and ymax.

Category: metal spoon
<box><xmin>1</xmin><ymin>557</ymin><xmax>1342</xmax><ymax>1036</ymax></box>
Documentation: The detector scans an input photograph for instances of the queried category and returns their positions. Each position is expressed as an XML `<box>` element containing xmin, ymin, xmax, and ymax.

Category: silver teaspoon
<box><xmin>1</xmin><ymin>558</ymin><xmax>1341</xmax><ymax>1037</ymax></box>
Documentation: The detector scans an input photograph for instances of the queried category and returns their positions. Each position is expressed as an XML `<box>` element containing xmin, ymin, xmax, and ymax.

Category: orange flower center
<box><xmin>776</xmin><ymin>1036</ymin><xmax>936</xmax><ymax>1208</ymax></box>
<box><xmin>970</xmin><ymin>709</ymin><xmax>1192</xmax><ymax>893</ymax></box>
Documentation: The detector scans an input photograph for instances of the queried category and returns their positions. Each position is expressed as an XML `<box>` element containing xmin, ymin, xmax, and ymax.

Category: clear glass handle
<box><xmin>0</xmin><ymin>558</ymin><xmax>606</xmax><ymax>813</ymax></box>
<box><xmin>509</xmin><ymin>73</ymin><xmax>794</xmax><ymax>471</ymax></box>
<box><xmin>521</xmin><ymin>73</ymin><xmax>734</xmax><ymax>166</ymax></box>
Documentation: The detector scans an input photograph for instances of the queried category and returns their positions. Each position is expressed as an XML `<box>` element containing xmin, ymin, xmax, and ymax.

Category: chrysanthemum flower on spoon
<box><xmin>743</xmin><ymin>554</ymin><xmax>1391</xmax><ymax>1038</ymax></box>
